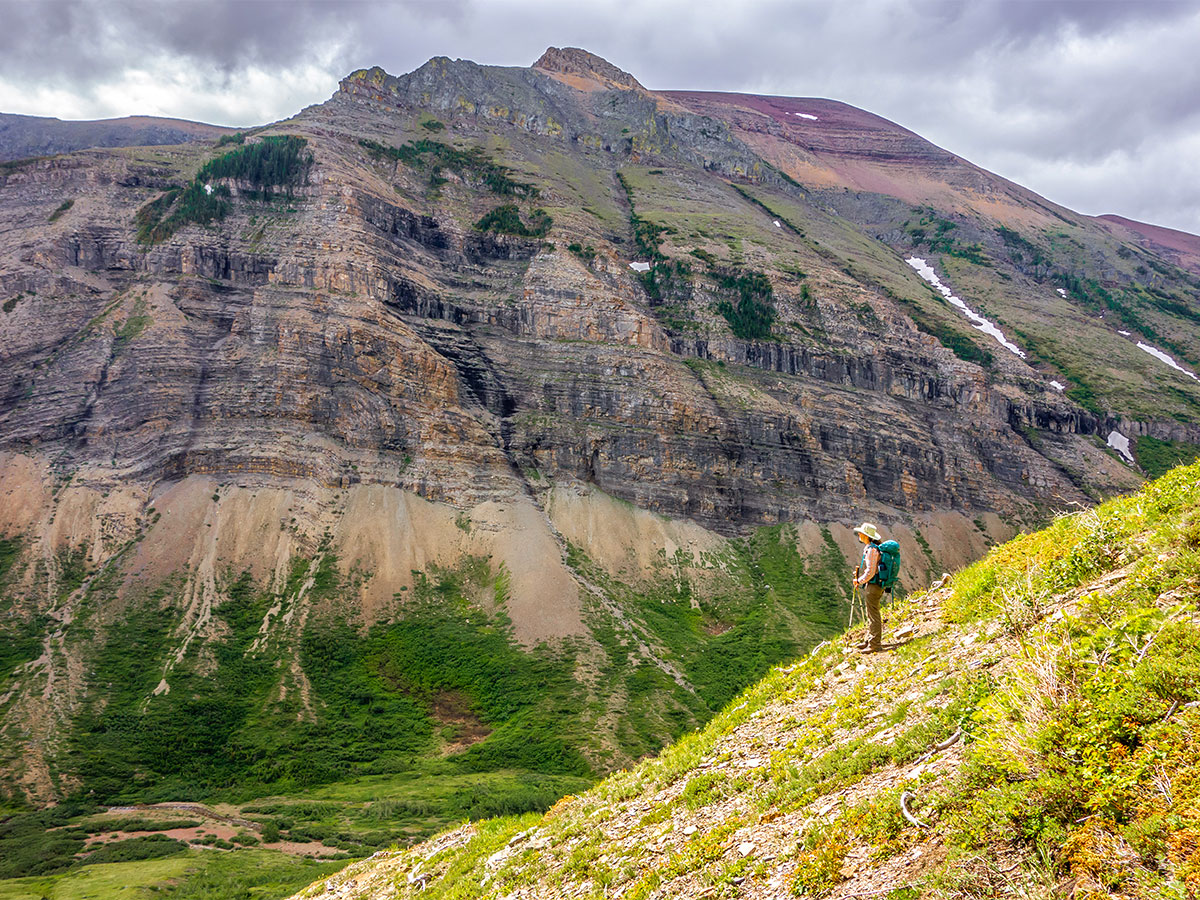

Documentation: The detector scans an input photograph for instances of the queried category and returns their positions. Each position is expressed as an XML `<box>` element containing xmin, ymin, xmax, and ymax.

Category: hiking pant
<box><xmin>864</xmin><ymin>583</ymin><xmax>883</xmax><ymax>649</ymax></box>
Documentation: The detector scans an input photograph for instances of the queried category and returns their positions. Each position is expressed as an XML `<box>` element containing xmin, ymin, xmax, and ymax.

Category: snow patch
<box><xmin>793</xmin><ymin>113</ymin><xmax>819</xmax><ymax>121</ymax></box>
<box><xmin>1135</xmin><ymin>341</ymin><xmax>1200</xmax><ymax>383</ymax></box>
<box><xmin>1107</xmin><ymin>430</ymin><xmax>1135</xmax><ymax>465</ymax></box>
<box><xmin>1118</xmin><ymin>330</ymin><xmax>1131</xmax><ymax>336</ymax></box>
<box><xmin>773</xmin><ymin>220</ymin><xmax>781</xmax><ymax>228</ymax></box>
<box><xmin>1056</xmin><ymin>288</ymin><xmax>1067</xmax><ymax>298</ymax></box>
<box><xmin>203</xmin><ymin>183</ymin><xmax>213</xmax><ymax>196</ymax></box>
<box><xmin>905</xmin><ymin>257</ymin><xmax>1026</xmax><ymax>358</ymax></box>
<box><xmin>629</xmin><ymin>261</ymin><xmax>651</xmax><ymax>272</ymax></box>
<box><xmin>1049</xmin><ymin>380</ymin><xmax>1065</xmax><ymax>392</ymax></box>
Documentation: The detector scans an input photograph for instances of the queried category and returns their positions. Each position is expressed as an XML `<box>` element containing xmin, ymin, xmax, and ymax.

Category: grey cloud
<box><xmin>0</xmin><ymin>0</ymin><xmax>463</xmax><ymax>81</ymax></box>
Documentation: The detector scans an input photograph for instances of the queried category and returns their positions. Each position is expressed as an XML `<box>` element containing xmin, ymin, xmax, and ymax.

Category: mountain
<box><xmin>290</xmin><ymin>459</ymin><xmax>1200</xmax><ymax>899</ymax></box>
<box><xmin>0</xmin><ymin>112</ymin><xmax>236</xmax><ymax>161</ymax></box>
<box><xmin>1</xmin><ymin>46</ymin><xmax>1199</xmax><ymax>892</ymax></box>
<box><xmin>1096</xmin><ymin>213</ymin><xmax>1200</xmax><ymax>278</ymax></box>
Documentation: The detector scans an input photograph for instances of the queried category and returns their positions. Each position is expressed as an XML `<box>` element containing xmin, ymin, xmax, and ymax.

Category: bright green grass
<box><xmin>0</xmin><ymin>850</ymin><xmax>344</xmax><ymax>900</ymax></box>
<box><xmin>1136</xmin><ymin>434</ymin><xmax>1200</xmax><ymax>479</ymax></box>
<box><xmin>242</xmin><ymin>768</ymin><xmax>593</xmax><ymax>846</ymax></box>
<box><xmin>0</xmin><ymin>854</ymin><xmax>192</xmax><ymax>899</ymax></box>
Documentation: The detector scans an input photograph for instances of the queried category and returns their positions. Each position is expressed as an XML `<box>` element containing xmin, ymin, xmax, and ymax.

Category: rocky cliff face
<box><xmin>0</xmin><ymin>48</ymin><xmax>1196</xmax><ymax>817</ymax></box>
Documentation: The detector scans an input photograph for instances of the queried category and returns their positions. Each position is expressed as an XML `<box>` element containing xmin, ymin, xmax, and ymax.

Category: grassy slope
<box><xmin>0</xmin><ymin>850</ymin><xmax>343</xmax><ymax>900</ymax></box>
<box><xmin>293</xmin><ymin>460</ymin><xmax>1200</xmax><ymax>899</ymax></box>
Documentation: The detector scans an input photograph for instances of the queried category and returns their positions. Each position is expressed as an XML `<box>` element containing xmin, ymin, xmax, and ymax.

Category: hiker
<box><xmin>853</xmin><ymin>522</ymin><xmax>890</xmax><ymax>652</ymax></box>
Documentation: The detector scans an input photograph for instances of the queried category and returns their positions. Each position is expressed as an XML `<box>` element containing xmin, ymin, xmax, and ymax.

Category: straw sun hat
<box><xmin>854</xmin><ymin>522</ymin><xmax>882</xmax><ymax>542</ymax></box>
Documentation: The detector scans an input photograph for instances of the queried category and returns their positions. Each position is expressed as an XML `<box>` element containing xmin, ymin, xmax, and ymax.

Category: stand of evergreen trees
<box><xmin>135</xmin><ymin>135</ymin><xmax>312</xmax><ymax>244</ymax></box>
<box><xmin>198</xmin><ymin>135</ymin><xmax>313</xmax><ymax>198</ymax></box>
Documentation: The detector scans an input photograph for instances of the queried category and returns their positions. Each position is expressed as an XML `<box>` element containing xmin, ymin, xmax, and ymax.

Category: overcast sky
<box><xmin>3</xmin><ymin>0</ymin><xmax>1199</xmax><ymax>234</ymax></box>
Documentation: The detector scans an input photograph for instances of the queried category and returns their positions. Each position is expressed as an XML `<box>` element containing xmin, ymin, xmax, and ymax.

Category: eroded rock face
<box><xmin>0</xmin><ymin>54</ymin><xmax>1158</xmax><ymax>534</ymax></box>
<box><xmin>533</xmin><ymin>46</ymin><xmax>647</xmax><ymax>92</ymax></box>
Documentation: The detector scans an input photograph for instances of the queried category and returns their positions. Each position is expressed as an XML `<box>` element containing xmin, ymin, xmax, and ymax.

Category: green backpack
<box><xmin>875</xmin><ymin>540</ymin><xmax>901</xmax><ymax>591</ymax></box>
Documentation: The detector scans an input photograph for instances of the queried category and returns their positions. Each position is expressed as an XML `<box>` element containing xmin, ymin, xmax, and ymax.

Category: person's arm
<box><xmin>856</xmin><ymin>546</ymin><xmax>879</xmax><ymax>586</ymax></box>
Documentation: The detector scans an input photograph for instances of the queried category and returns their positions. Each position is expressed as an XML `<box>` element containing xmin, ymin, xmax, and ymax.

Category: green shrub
<box><xmin>81</xmin><ymin>816</ymin><xmax>200</xmax><ymax>833</ymax></box>
<box><xmin>0</xmin><ymin>804</ymin><xmax>95</xmax><ymax>877</ymax></box>
<box><xmin>80</xmin><ymin>834</ymin><xmax>187</xmax><ymax>865</ymax></box>
<box><xmin>680</xmin><ymin>772</ymin><xmax>729</xmax><ymax>810</ymax></box>
<box><xmin>48</xmin><ymin>198</ymin><xmax>74</xmax><ymax>222</ymax></box>
<box><xmin>636</xmin><ymin>259</ymin><xmax>691</xmax><ymax>307</ymax></box>
<box><xmin>791</xmin><ymin>823</ymin><xmax>848</xmax><ymax>896</ymax></box>
<box><xmin>359</xmin><ymin>138</ymin><xmax>537</xmax><ymax>197</ymax></box>
<box><xmin>894</xmin><ymin>294</ymin><xmax>993</xmax><ymax>368</ymax></box>
<box><xmin>567</xmin><ymin>242</ymin><xmax>596</xmax><ymax>262</ymax></box>
<box><xmin>0</xmin><ymin>534</ymin><xmax>23</xmax><ymax>585</ymax></box>
<box><xmin>135</xmin><ymin>182</ymin><xmax>231</xmax><ymax>244</ymax></box>
<box><xmin>475</xmin><ymin>204</ymin><xmax>552</xmax><ymax>238</ymax></box>
<box><xmin>62</xmin><ymin>556</ymin><xmax>585</xmax><ymax>803</ymax></box>
<box><xmin>714</xmin><ymin>269</ymin><xmax>776</xmax><ymax>340</ymax></box>
<box><xmin>1135</xmin><ymin>435</ymin><xmax>1200</xmax><ymax>479</ymax></box>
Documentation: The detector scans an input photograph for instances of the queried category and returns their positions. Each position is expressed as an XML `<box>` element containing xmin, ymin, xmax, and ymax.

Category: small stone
<box><xmin>738</xmin><ymin>841</ymin><xmax>755</xmax><ymax>856</ymax></box>
<box><xmin>683</xmin><ymin>825</ymin><xmax>697</xmax><ymax>836</ymax></box>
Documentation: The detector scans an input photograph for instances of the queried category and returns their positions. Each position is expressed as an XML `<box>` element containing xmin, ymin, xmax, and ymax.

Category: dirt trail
<box><xmin>101</xmin><ymin>803</ymin><xmax>340</xmax><ymax>857</ymax></box>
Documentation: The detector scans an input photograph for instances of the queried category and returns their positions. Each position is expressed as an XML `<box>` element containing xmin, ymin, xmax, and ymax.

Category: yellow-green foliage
<box><xmin>790</xmin><ymin>823</ymin><xmax>848</xmax><ymax>896</ymax></box>
<box><xmin>942</xmin><ymin>461</ymin><xmax>1200</xmax><ymax>895</ymax></box>
<box><xmin>945</xmin><ymin>460</ymin><xmax>1199</xmax><ymax>627</ymax></box>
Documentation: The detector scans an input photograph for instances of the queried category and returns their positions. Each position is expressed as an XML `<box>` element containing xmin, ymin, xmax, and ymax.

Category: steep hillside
<box><xmin>1</xmin><ymin>46</ymin><xmax>1199</xmax><ymax>889</ymax></box>
<box><xmin>1097</xmin><ymin>214</ymin><xmax>1200</xmax><ymax>279</ymax></box>
<box><xmin>291</xmin><ymin>460</ymin><xmax>1200</xmax><ymax>899</ymax></box>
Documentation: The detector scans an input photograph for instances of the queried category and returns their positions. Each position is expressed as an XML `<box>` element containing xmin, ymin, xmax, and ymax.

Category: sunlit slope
<box><xmin>292</xmin><ymin>460</ymin><xmax>1200</xmax><ymax>899</ymax></box>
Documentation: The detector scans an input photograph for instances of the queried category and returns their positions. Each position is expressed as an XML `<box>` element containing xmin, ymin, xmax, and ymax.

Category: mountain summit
<box><xmin>532</xmin><ymin>46</ymin><xmax>646</xmax><ymax>91</ymax></box>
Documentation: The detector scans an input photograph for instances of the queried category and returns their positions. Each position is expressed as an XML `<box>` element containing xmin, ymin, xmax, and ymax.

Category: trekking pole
<box><xmin>849</xmin><ymin>566</ymin><xmax>861</xmax><ymax>628</ymax></box>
